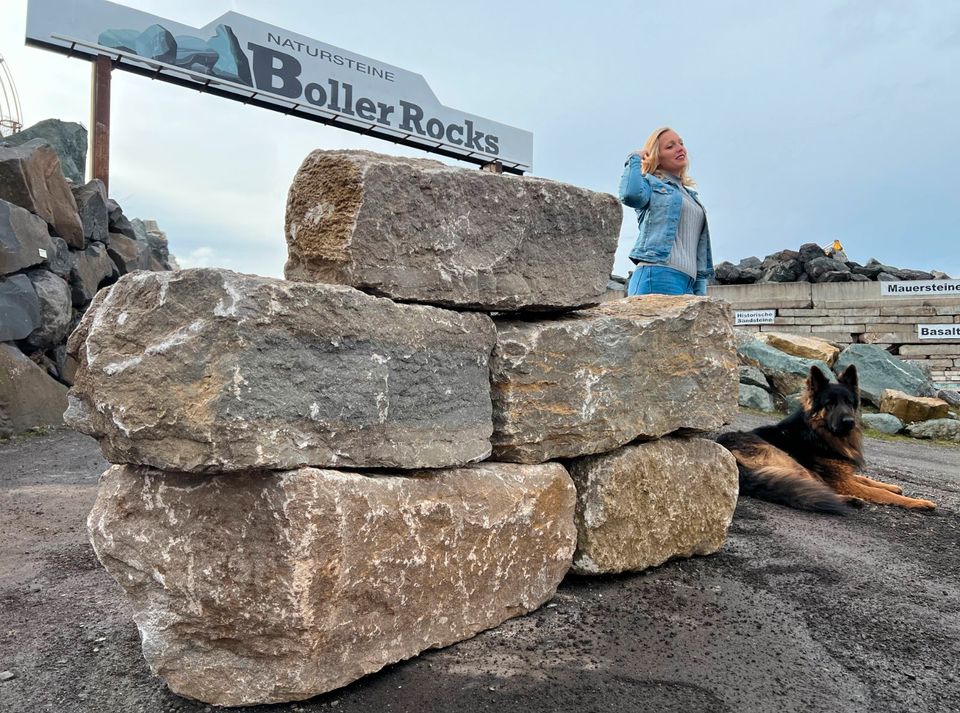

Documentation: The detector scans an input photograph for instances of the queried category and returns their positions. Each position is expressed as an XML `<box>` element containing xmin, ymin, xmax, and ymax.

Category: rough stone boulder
<box><xmin>22</xmin><ymin>269</ymin><xmax>73</xmax><ymax>350</ymax></box>
<box><xmin>1</xmin><ymin>199</ymin><xmax>56</xmax><ymax>275</ymax></box>
<box><xmin>0</xmin><ymin>343</ymin><xmax>68</xmax><ymax>437</ymax></box>
<box><xmin>71</xmin><ymin>179</ymin><xmax>109</xmax><ymax>244</ymax></box>
<box><xmin>105</xmin><ymin>232</ymin><xmax>152</xmax><ymax>274</ymax></box>
<box><xmin>68</xmin><ymin>241</ymin><xmax>115</xmax><ymax>306</ymax></box>
<box><xmin>568</xmin><ymin>437</ymin><xmax>738</xmax><ymax>575</ymax></box>
<box><xmin>0</xmin><ymin>273</ymin><xmax>41</xmax><ymax>341</ymax></box>
<box><xmin>0</xmin><ymin>139</ymin><xmax>84</xmax><ymax>247</ymax></box>
<box><xmin>906</xmin><ymin>418</ymin><xmax>960</xmax><ymax>442</ymax></box>
<box><xmin>87</xmin><ymin>461</ymin><xmax>576</xmax><ymax>706</ymax></box>
<box><xmin>738</xmin><ymin>365</ymin><xmax>770</xmax><ymax>390</ymax></box>
<box><xmin>737</xmin><ymin>334</ymin><xmax>833</xmax><ymax>396</ymax></box>
<box><xmin>65</xmin><ymin>268</ymin><xmax>496</xmax><ymax>472</ymax></box>
<box><xmin>2</xmin><ymin>118</ymin><xmax>87</xmax><ymax>185</ymax></box>
<box><xmin>756</xmin><ymin>332</ymin><xmax>840</xmax><ymax>366</ymax></box>
<box><xmin>834</xmin><ymin>344</ymin><xmax>935</xmax><ymax>405</ymax></box>
<box><xmin>739</xmin><ymin>383</ymin><xmax>776</xmax><ymax>412</ymax></box>
<box><xmin>861</xmin><ymin>413</ymin><xmax>903</xmax><ymax>435</ymax></box>
<box><xmin>490</xmin><ymin>295</ymin><xmax>738</xmax><ymax>463</ymax></box>
<box><xmin>879</xmin><ymin>389</ymin><xmax>950</xmax><ymax>424</ymax></box>
<box><xmin>284</xmin><ymin>150</ymin><xmax>620</xmax><ymax>311</ymax></box>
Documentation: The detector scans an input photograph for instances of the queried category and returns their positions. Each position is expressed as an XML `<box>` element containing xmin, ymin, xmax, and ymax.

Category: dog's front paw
<box><xmin>910</xmin><ymin>498</ymin><xmax>937</xmax><ymax>510</ymax></box>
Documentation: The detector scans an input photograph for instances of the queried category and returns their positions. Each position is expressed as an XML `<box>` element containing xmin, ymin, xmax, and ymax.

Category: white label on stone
<box><xmin>38</xmin><ymin>248</ymin><xmax>47</xmax><ymax>258</ymax></box>
<box><xmin>917</xmin><ymin>324</ymin><xmax>960</xmax><ymax>340</ymax></box>
<box><xmin>880</xmin><ymin>279</ymin><xmax>960</xmax><ymax>297</ymax></box>
<box><xmin>735</xmin><ymin>309</ymin><xmax>776</xmax><ymax>325</ymax></box>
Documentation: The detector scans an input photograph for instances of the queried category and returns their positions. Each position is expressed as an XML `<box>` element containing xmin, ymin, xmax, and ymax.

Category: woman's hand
<box><xmin>631</xmin><ymin>149</ymin><xmax>649</xmax><ymax>161</ymax></box>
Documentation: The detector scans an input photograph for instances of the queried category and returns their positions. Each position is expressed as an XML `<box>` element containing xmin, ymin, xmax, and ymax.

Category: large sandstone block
<box><xmin>284</xmin><ymin>150</ymin><xmax>620</xmax><ymax>311</ymax></box>
<box><xmin>568</xmin><ymin>437</ymin><xmax>739</xmax><ymax>575</ymax></box>
<box><xmin>490</xmin><ymin>295</ymin><xmax>738</xmax><ymax>463</ymax></box>
<box><xmin>879</xmin><ymin>389</ymin><xmax>950</xmax><ymax>423</ymax></box>
<box><xmin>755</xmin><ymin>331</ymin><xmax>840</xmax><ymax>366</ymax></box>
<box><xmin>0</xmin><ymin>139</ymin><xmax>84</xmax><ymax>247</ymax></box>
<box><xmin>88</xmin><ymin>462</ymin><xmax>576</xmax><ymax>706</ymax></box>
<box><xmin>65</xmin><ymin>268</ymin><xmax>496</xmax><ymax>472</ymax></box>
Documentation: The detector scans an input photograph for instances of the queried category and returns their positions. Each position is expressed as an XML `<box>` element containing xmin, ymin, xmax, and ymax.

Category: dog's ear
<box><xmin>838</xmin><ymin>364</ymin><xmax>859</xmax><ymax>393</ymax></box>
<box><xmin>807</xmin><ymin>365</ymin><xmax>830</xmax><ymax>393</ymax></box>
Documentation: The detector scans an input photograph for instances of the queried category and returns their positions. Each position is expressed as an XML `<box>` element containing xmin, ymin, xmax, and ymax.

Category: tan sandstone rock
<box><xmin>879</xmin><ymin>389</ymin><xmax>950</xmax><ymax>423</ymax></box>
<box><xmin>490</xmin><ymin>295</ymin><xmax>739</xmax><ymax>463</ymax></box>
<box><xmin>88</xmin><ymin>462</ymin><xmax>577</xmax><ymax>706</ymax></box>
<box><xmin>568</xmin><ymin>437</ymin><xmax>739</xmax><ymax>575</ymax></box>
<box><xmin>756</xmin><ymin>332</ymin><xmax>840</xmax><ymax>366</ymax></box>
<box><xmin>284</xmin><ymin>150</ymin><xmax>621</xmax><ymax>311</ymax></box>
<box><xmin>65</xmin><ymin>268</ymin><xmax>496</xmax><ymax>472</ymax></box>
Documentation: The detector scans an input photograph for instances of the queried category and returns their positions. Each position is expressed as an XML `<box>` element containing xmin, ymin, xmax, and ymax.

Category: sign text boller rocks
<box><xmin>285</xmin><ymin>150</ymin><xmax>621</xmax><ymax>311</ymax></box>
<box><xmin>26</xmin><ymin>0</ymin><xmax>533</xmax><ymax>172</ymax></box>
<box><xmin>64</xmin><ymin>268</ymin><xmax>497</xmax><ymax>472</ymax></box>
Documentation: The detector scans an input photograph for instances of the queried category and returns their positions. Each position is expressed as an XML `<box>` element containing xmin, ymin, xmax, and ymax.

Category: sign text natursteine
<box><xmin>25</xmin><ymin>0</ymin><xmax>533</xmax><ymax>172</ymax></box>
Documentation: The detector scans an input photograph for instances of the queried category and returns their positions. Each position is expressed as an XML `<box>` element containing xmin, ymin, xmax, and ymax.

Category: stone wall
<box><xmin>707</xmin><ymin>282</ymin><xmax>960</xmax><ymax>387</ymax></box>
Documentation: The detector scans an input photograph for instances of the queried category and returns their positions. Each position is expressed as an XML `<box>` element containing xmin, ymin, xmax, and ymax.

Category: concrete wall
<box><xmin>707</xmin><ymin>282</ymin><xmax>960</xmax><ymax>386</ymax></box>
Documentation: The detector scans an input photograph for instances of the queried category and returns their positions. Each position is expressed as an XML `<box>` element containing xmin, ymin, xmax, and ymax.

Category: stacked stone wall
<box><xmin>708</xmin><ymin>282</ymin><xmax>960</xmax><ymax>386</ymax></box>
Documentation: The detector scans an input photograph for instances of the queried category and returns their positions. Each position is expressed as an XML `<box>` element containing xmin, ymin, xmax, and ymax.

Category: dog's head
<box><xmin>802</xmin><ymin>364</ymin><xmax>860</xmax><ymax>436</ymax></box>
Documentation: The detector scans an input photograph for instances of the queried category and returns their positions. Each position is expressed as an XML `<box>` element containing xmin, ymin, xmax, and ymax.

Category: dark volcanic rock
<box><xmin>2</xmin><ymin>119</ymin><xmax>87</xmax><ymax>185</ymax></box>
<box><xmin>0</xmin><ymin>199</ymin><xmax>56</xmax><ymax>275</ymax></box>
<box><xmin>0</xmin><ymin>273</ymin><xmax>41</xmax><ymax>341</ymax></box>
<box><xmin>805</xmin><ymin>256</ymin><xmax>850</xmax><ymax>282</ymax></box>
<box><xmin>22</xmin><ymin>269</ymin><xmax>72</xmax><ymax>350</ymax></box>
<box><xmin>71</xmin><ymin>180</ymin><xmax>109</xmax><ymax>245</ymax></box>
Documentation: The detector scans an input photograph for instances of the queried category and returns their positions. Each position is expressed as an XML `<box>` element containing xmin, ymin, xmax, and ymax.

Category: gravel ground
<box><xmin>1</xmin><ymin>415</ymin><xmax>958</xmax><ymax>713</ymax></box>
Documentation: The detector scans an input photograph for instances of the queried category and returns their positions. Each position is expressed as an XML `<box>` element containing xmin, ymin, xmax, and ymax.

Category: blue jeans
<box><xmin>627</xmin><ymin>265</ymin><xmax>696</xmax><ymax>296</ymax></box>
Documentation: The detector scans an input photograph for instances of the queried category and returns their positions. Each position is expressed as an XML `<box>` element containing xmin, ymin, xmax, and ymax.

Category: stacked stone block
<box><xmin>710</xmin><ymin>282</ymin><xmax>960</xmax><ymax>386</ymax></box>
<box><xmin>68</xmin><ymin>150</ymin><xmax>739</xmax><ymax>705</ymax></box>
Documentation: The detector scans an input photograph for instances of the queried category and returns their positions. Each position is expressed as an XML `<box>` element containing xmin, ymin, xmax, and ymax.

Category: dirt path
<box><xmin>1</xmin><ymin>418</ymin><xmax>958</xmax><ymax>713</ymax></box>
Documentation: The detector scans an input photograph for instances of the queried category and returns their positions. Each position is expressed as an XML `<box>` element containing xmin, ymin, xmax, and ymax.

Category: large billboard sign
<box><xmin>25</xmin><ymin>0</ymin><xmax>533</xmax><ymax>173</ymax></box>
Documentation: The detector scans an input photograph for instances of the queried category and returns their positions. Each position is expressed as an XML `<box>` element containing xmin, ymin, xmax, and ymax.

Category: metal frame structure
<box><xmin>0</xmin><ymin>53</ymin><xmax>24</xmax><ymax>137</ymax></box>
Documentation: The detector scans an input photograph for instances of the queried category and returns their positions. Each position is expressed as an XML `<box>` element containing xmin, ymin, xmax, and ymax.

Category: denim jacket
<box><xmin>618</xmin><ymin>154</ymin><xmax>714</xmax><ymax>295</ymax></box>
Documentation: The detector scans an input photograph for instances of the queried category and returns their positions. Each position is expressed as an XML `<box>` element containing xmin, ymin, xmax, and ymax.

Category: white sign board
<box><xmin>25</xmin><ymin>0</ymin><xmax>533</xmax><ymax>172</ymax></box>
<box><xmin>880</xmin><ymin>279</ymin><xmax>960</xmax><ymax>297</ymax></box>
<box><xmin>917</xmin><ymin>324</ymin><xmax>960</xmax><ymax>340</ymax></box>
<box><xmin>735</xmin><ymin>309</ymin><xmax>776</xmax><ymax>325</ymax></box>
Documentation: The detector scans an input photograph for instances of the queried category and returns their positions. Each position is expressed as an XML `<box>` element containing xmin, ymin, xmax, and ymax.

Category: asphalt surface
<box><xmin>1</xmin><ymin>415</ymin><xmax>958</xmax><ymax>713</ymax></box>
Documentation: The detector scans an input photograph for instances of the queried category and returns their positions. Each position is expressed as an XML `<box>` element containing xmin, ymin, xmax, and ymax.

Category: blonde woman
<box><xmin>619</xmin><ymin>127</ymin><xmax>714</xmax><ymax>296</ymax></box>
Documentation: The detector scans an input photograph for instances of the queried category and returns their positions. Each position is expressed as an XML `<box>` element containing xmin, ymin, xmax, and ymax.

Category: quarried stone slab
<box><xmin>65</xmin><ymin>268</ymin><xmax>496</xmax><ymax>472</ymax></box>
<box><xmin>87</xmin><ymin>461</ymin><xmax>576</xmax><ymax>706</ymax></box>
<box><xmin>490</xmin><ymin>295</ymin><xmax>738</xmax><ymax>463</ymax></box>
<box><xmin>568</xmin><ymin>437</ymin><xmax>738</xmax><ymax>575</ymax></box>
<box><xmin>284</xmin><ymin>150</ymin><xmax>620</xmax><ymax>311</ymax></box>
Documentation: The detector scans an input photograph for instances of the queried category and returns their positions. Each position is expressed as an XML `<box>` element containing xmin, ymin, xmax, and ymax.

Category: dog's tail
<box><xmin>717</xmin><ymin>432</ymin><xmax>852</xmax><ymax>514</ymax></box>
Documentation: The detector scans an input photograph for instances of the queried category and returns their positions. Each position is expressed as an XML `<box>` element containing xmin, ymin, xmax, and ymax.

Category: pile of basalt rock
<box><xmin>66</xmin><ymin>150</ymin><xmax>740</xmax><ymax>706</ymax></box>
<box><xmin>0</xmin><ymin>120</ymin><xmax>176</xmax><ymax>438</ymax></box>
<box><xmin>714</xmin><ymin>244</ymin><xmax>951</xmax><ymax>285</ymax></box>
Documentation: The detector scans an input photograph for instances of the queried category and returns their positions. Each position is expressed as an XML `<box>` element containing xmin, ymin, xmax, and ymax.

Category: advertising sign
<box><xmin>880</xmin><ymin>279</ymin><xmax>960</xmax><ymax>297</ymax></box>
<box><xmin>735</xmin><ymin>309</ymin><xmax>776</xmax><ymax>326</ymax></box>
<box><xmin>25</xmin><ymin>0</ymin><xmax>533</xmax><ymax>172</ymax></box>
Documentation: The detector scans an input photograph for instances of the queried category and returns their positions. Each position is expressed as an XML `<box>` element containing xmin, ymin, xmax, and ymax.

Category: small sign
<box><xmin>38</xmin><ymin>248</ymin><xmax>47</xmax><ymax>258</ymax></box>
<box><xmin>917</xmin><ymin>324</ymin><xmax>960</xmax><ymax>340</ymax></box>
<box><xmin>880</xmin><ymin>279</ymin><xmax>960</xmax><ymax>297</ymax></box>
<box><xmin>735</xmin><ymin>309</ymin><xmax>776</xmax><ymax>325</ymax></box>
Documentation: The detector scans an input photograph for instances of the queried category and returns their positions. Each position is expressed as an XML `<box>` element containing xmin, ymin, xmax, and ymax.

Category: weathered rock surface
<box><xmin>0</xmin><ymin>199</ymin><xmax>56</xmax><ymax>275</ymax></box>
<box><xmin>906</xmin><ymin>418</ymin><xmax>960</xmax><ymax>442</ymax></box>
<box><xmin>756</xmin><ymin>332</ymin><xmax>840</xmax><ymax>366</ymax></box>
<box><xmin>106</xmin><ymin>232</ymin><xmax>151</xmax><ymax>274</ymax></box>
<box><xmin>0</xmin><ymin>273</ymin><xmax>41</xmax><ymax>341</ymax></box>
<box><xmin>861</xmin><ymin>412</ymin><xmax>904</xmax><ymax>434</ymax></box>
<box><xmin>284</xmin><ymin>150</ymin><xmax>620</xmax><ymax>311</ymax></box>
<box><xmin>23</xmin><ymin>269</ymin><xmax>72</xmax><ymax>350</ymax></box>
<box><xmin>739</xmin><ymin>383</ymin><xmax>776</xmax><ymax>412</ymax></box>
<box><xmin>0</xmin><ymin>343</ymin><xmax>68</xmax><ymax>437</ymax></box>
<box><xmin>879</xmin><ymin>389</ymin><xmax>950</xmax><ymax>424</ymax></box>
<box><xmin>2</xmin><ymin>119</ymin><xmax>87</xmax><ymax>185</ymax></box>
<box><xmin>88</xmin><ymin>461</ymin><xmax>576</xmax><ymax>706</ymax></box>
<box><xmin>71</xmin><ymin>180</ymin><xmax>109</xmax><ymax>244</ymax></box>
<box><xmin>834</xmin><ymin>344</ymin><xmax>935</xmax><ymax>405</ymax></box>
<box><xmin>738</xmin><ymin>364</ymin><xmax>770</xmax><ymax>390</ymax></box>
<box><xmin>69</xmin><ymin>241</ymin><xmax>115</xmax><ymax>306</ymax></box>
<box><xmin>737</xmin><ymin>335</ymin><xmax>833</xmax><ymax>396</ymax></box>
<box><xmin>568</xmin><ymin>437</ymin><xmax>738</xmax><ymax>575</ymax></box>
<box><xmin>490</xmin><ymin>295</ymin><xmax>738</xmax><ymax>463</ymax></box>
<box><xmin>0</xmin><ymin>140</ymin><xmax>84</xmax><ymax>247</ymax></box>
<box><xmin>65</xmin><ymin>268</ymin><xmax>496</xmax><ymax>472</ymax></box>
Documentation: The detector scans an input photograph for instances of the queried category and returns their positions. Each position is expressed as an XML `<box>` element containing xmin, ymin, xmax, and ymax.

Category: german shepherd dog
<box><xmin>718</xmin><ymin>364</ymin><xmax>936</xmax><ymax>513</ymax></box>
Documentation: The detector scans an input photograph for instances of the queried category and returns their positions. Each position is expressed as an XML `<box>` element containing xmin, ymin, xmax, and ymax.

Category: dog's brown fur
<box><xmin>718</xmin><ymin>365</ymin><xmax>936</xmax><ymax>513</ymax></box>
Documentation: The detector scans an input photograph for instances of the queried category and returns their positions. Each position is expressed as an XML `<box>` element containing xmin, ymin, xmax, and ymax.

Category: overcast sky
<box><xmin>3</xmin><ymin>0</ymin><xmax>958</xmax><ymax>278</ymax></box>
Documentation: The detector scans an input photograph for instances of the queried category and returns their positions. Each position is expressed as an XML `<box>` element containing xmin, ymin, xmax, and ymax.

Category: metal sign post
<box><xmin>90</xmin><ymin>55</ymin><xmax>111</xmax><ymax>192</ymax></box>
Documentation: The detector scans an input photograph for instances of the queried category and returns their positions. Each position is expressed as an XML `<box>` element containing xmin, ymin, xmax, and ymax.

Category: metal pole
<box><xmin>90</xmin><ymin>55</ymin><xmax>112</xmax><ymax>192</ymax></box>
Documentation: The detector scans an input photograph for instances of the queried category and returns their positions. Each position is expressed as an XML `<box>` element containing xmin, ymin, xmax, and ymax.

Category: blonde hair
<box><xmin>641</xmin><ymin>126</ymin><xmax>696</xmax><ymax>187</ymax></box>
